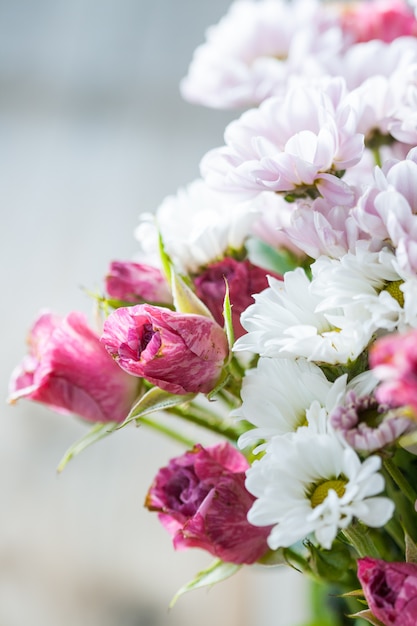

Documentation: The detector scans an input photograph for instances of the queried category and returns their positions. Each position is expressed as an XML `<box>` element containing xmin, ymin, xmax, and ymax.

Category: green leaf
<box><xmin>170</xmin><ymin>560</ymin><xmax>241</xmax><ymax>608</ymax></box>
<box><xmin>57</xmin><ymin>422</ymin><xmax>118</xmax><ymax>473</ymax></box>
<box><xmin>246</xmin><ymin>238</ymin><xmax>305</xmax><ymax>274</ymax></box>
<box><xmin>206</xmin><ymin>370</ymin><xmax>231</xmax><ymax>401</ymax></box>
<box><xmin>170</xmin><ymin>265</ymin><xmax>213</xmax><ymax>317</ymax></box>
<box><xmin>121</xmin><ymin>386</ymin><xmax>196</xmax><ymax>427</ymax></box>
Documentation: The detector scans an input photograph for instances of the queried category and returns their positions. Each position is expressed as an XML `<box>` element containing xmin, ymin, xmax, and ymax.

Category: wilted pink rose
<box><xmin>194</xmin><ymin>258</ymin><xmax>282</xmax><ymax>339</ymax></box>
<box><xmin>340</xmin><ymin>0</ymin><xmax>417</xmax><ymax>43</ymax></box>
<box><xmin>105</xmin><ymin>261</ymin><xmax>172</xmax><ymax>305</ymax></box>
<box><xmin>9</xmin><ymin>311</ymin><xmax>139</xmax><ymax>423</ymax></box>
<box><xmin>358</xmin><ymin>557</ymin><xmax>417</xmax><ymax>626</ymax></box>
<box><xmin>145</xmin><ymin>442</ymin><xmax>272</xmax><ymax>564</ymax></box>
<box><xmin>369</xmin><ymin>329</ymin><xmax>417</xmax><ymax>415</ymax></box>
<box><xmin>101</xmin><ymin>304</ymin><xmax>229</xmax><ymax>395</ymax></box>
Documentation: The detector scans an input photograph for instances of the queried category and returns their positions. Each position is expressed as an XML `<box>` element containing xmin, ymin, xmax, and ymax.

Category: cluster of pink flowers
<box><xmin>10</xmin><ymin>1</ymin><xmax>417</xmax><ymax>623</ymax></box>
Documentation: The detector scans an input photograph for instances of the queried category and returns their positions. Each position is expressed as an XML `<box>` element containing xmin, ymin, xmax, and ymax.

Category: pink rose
<box><xmin>194</xmin><ymin>257</ymin><xmax>282</xmax><ymax>339</ymax></box>
<box><xmin>340</xmin><ymin>0</ymin><xmax>417</xmax><ymax>44</ymax></box>
<box><xmin>105</xmin><ymin>261</ymin><xmax>172</xmax><ymax>305</ymax></box>
<box><xmin>101</xmin><ymin>304</ymin><xmax>229</xmax><ymax>395</ymax></box>
<box><xmin>358</xmin><ymin>557</ymin><xmax>417</xmax><ymax>626</ymax></box>
<box><xmin>145</xmin><ymin>442</ymin><xmax>271</xmax><ymax>564</ymax></box>
<box><xmin>9</xmin><ymin>311</ymin><xmax>139</xmax><ymax>423</ymax></box>
<box><xmin>369</xmin><ymin>329</ymin><xmax>417</xmax><ymax>414</ymax></box>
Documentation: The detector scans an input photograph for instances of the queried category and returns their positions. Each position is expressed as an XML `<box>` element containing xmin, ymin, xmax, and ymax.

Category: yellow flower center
<box><xmin>310</xmin><ymin>479</ymin><xmax>347</xmax><ymax>508</ymax></box>
<box><xmin>384</xmin><ymin>280</ymin><xmax>405</xmax><ymax>307</ymax></box>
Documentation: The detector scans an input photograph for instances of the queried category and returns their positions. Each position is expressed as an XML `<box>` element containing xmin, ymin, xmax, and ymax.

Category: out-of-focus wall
<box><xmin>1</xmin><ymin>2</ymin><xmax>309</xmax><ymax>625</ymax></box>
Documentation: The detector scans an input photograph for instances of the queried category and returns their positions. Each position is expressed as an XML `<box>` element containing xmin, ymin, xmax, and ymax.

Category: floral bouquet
<box><xmin>9</xmin><ymin>0</ymin><xmax>417</xmax><ymax>624</ymax></box>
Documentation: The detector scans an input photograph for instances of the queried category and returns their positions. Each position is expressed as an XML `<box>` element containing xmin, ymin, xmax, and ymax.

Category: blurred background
<box><xmin>0</xmin><ymin>1</ymin><xmax>309</xmax><ymax>624</ymax></box>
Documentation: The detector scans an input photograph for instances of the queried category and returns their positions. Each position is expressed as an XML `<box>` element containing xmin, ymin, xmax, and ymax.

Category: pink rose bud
<box><xmin>194</xmin><ymin>257</ymin><xmax>282</xmax><ymax>339</ymax></box>
<box><xmin>369</xmin><ymin>329</ymin><xmax>417</xmax><ymax>415</ymax></box>
<box><xmin>145</xmin><ymin>442</ymin><xmax>272</xmax><ymax>564</ymax></box>
<box><xmin>8</xmin><ymin>311</ymin><xmax>139</xmax><ymax>423</ymax></box>
<box><xmin>105</xmin><ymin>261</ymin><xmax>172</xmax><ymax>304</ymax></box>
<box><xmin>358</xmin><ymin>557</ymin><xmax>417</xmax><ymax>626</ymax></box>
<box><xmin>100</xmin><ymin>304</ymin><xmax>229</xmax><ymax>395</ymax></box>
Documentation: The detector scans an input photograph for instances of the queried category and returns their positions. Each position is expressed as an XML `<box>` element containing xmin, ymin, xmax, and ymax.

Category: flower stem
<box><xmin>372</xmin><ymin>146</ymin><xmax>382</xmax><ymax>168</ymax></box>
<box><xmin>140</xmin><ymin>417</ymin><xmax>195</xmax><ymax>448</ymax></box>
<box><xmin>166</xmin><ymin>403</ymin><xmax>243</xmax><ymax>443</ymax></box>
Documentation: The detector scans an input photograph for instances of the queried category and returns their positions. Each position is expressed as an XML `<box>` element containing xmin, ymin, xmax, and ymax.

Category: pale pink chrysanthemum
<box><xmin>200</xmin><ymin>78</ymin><xmax>364</xmax><ymax>201</ymax></box>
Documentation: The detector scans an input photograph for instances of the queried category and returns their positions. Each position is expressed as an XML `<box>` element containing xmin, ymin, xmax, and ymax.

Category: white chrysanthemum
<box><xmin>134</xmin><ymin>179</ymin><xmax>257</xmax><ymax>274</ymax></box>
<box><xmin>311</xmin><ymin>243</ymin><xmax>417</xmax><ymax>334</ymax></box>
<box><xmin>246</xmin><ymin>432</ymin><xmax>394</xmax><ymax>550</ymax></box>
<box><xmin>235</xmin><ymin>357</ymin><xmax>347</xmax><ymax>450</ymax></box>
<box><xmin>201</xmin><ymin>78</ymin><xmax>364</xmax><ymax>200</ymax></box>
<box><xmin>234</xmin><ymin>268</ymin><xmax>371</xmax><ymax>364</ymax></box>
<box><xmin>180</xmin><ymin>0</ymin><xmax>342</xmax><ymax>109</ymax></box>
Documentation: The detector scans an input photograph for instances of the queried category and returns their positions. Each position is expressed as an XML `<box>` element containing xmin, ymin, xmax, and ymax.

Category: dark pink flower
<box><xmin>145</xmin><ymin>442</ymin><xmax>271</xmax><ymax>564</ymax></box>
<box><xmin>358</xmin><ymin>557</ymin><xmax>417</xmax><ymax>626</ymax></box>
<box><xmin>9</xmin><ymin>311</ymin><xmax>139</xmax><ymax>423</ymax></box>
<box><xmin>105</xmin><ymin>261</ymin><xmax>172</xmax><ymax>305</ymax></box>
<box><xmin>193</xmin><ymin>257</ymin><xmax>282</xmax><ymax>339</ymax></box>
<box><xmin>340</xmin><ymin>0</ymin><xmax>417</xmax><ymax>43</ymax></box>
<box><xmin>369</xmin><ymin>330</ymin><xmax>417</xmax><ymax>415</ymax></box>
<box><xmin>101</xmin><ymin>304</ymin><xmax>229</xmax><ymax>395</ymax></box>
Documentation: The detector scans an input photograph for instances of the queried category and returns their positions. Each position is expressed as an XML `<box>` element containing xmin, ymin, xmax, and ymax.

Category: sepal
<box><xmin>222</xmin><ymin>279</ymin><xmax>234</xmax><ymax>352</ymax></box>
<box><xmin>169</xmin><ymin>559</ymin><xmax>241</xmax><ymax>608</ymax></box>
<box><xmin>348</xmin><ymin>609</ymin><xmax>385</xmax><ymax>626</ymax></box>
<box><xmin>170</xmin><ymin>265</ymin><xmax>213</xmax><ymax>318</ymax></box>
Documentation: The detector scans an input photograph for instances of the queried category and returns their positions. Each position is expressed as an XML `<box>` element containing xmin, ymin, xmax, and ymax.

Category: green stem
<box><xmin>342</xmin><ymin>523</ymin><xmax>380</xmax><ymax>558</ymax></box>
<box><xmin>372</xmin><ymin>146</ymin><xmax>382</xmax><ymax>168</ymax></box>
<box><xmin>140</xmin><ymin>417</ymin><xmax>195</xmax><ymax>448</ymax></box>
<box><xmin>167</xmin><ymin>403</ymin><xmax>242</xmax><ymax>443</ymax></box>
<box><xmin>383</xmin><ymin>457</ymin><xmax>417</xmax><ymax>506</ymax></box>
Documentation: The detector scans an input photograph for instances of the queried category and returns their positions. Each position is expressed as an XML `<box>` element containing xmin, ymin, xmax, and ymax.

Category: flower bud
<box><xmin>9</xmin><ymin>311</ymin><xmax>139</xmax><ymax>423</ymax></box>
<box><xmin>105</xmin><ymin>261</ymin><xmax>172</xmax><ymax>305</ymax></box>
<box><xmin>194</xmin><ymin>257</ymin><xmax>281</xmax><ymax>339</ymax></box>
<box><xmin>358</xmin><ymin>557</ymin><xmax>417</xmax><ymax>626</ymax></box>
<box><xmin>101</xmin><ymin>304</ymin><xmax>229</xmax><ymax>395</ymax></box>
<box><xmin>145</xmin><ymin>442</ymin><xmax>272</xmax><ymax>564</ymax></box>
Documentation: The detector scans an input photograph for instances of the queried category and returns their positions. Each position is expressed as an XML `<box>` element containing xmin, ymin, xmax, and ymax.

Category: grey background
<box><xmin>0</xmin><ymin>1</ymin><xmax>309</xmax><ymax>624</ymax></box>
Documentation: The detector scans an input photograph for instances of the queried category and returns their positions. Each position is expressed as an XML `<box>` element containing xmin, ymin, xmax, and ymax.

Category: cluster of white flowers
<box><xmin>136</xmin><ymin>0</ymin><xmax>417</xmax><ymax>554</ymax></box>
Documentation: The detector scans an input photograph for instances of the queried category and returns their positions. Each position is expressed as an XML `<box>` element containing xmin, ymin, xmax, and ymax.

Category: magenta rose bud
<box><xmin>145</xmin><ymin>442</ymin><xmax>272</xmax><ymax>564</ymax></box>
<box><xmin>105</xmin><ymin>261</ymin><xmax>172</xmax><ymax>305</ymax></box>
<box><xmin>8</xmin><ymin>311</ymin><xmax>139</xmax><ymax>423</ymax></box>
<box><xmin>194</xmin><ymin>257</ymin><xmax>282</xmax><ymax>339</ymax></box>
<box><xmin>101</xmin><ymin>304</ymin><xmax>229</xmax><ymax>395</ymax></box>
<box><xmin>358</xmin><ymin>557</ymin><xmax>417</xmax><ymax>626</ymax></box>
